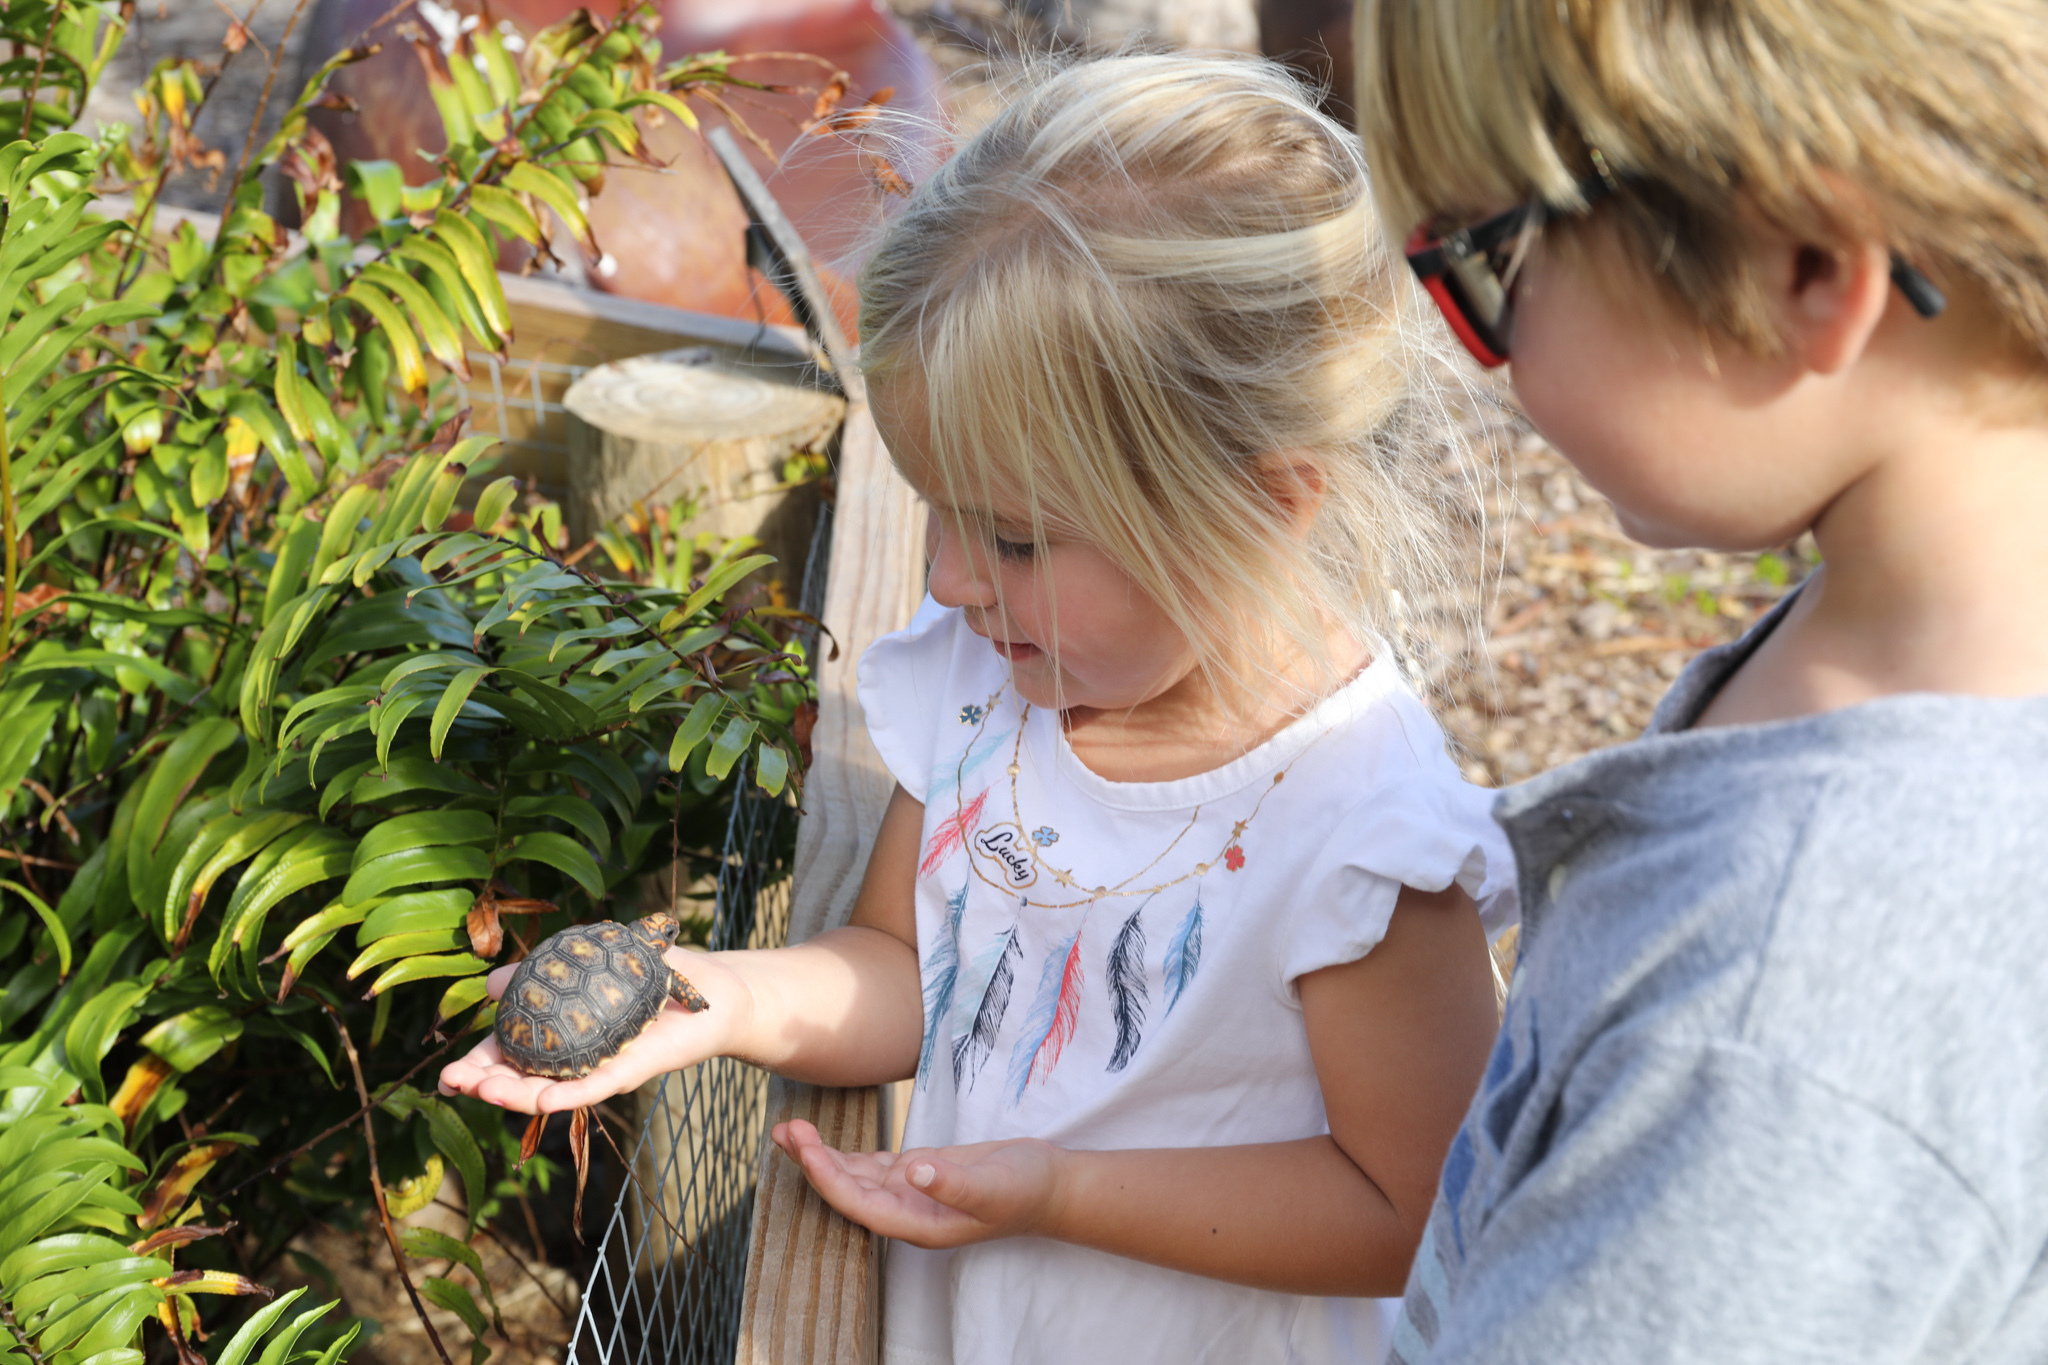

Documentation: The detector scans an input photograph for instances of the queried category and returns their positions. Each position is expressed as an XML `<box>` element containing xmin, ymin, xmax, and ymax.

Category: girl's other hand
<box><xmin>437</xmin><ymin>947</ymin><xmax>749</xmax><ymax>1115</ymax></box>
<box><xmin>772</xmin><ymin>1119</ymin><xmax>1063</xmax><ymax>1248</ymax></box>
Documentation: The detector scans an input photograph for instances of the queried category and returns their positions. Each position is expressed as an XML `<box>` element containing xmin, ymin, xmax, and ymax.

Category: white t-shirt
<box><xmin>858</xmin><ymin>602</ymin><xmax>1517</xmax><ymax>1365</ymax></box>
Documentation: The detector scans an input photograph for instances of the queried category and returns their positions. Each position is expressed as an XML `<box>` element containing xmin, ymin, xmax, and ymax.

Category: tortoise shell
<box><xmin>495</xmin><ymin>913</ymin><xmax>707</xmax><ymax>1078</ymax></box>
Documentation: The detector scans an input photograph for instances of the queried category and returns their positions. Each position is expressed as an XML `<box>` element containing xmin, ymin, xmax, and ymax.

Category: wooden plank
<box><xmin>92</xmin><ymin>194</ymin><xmax>812</xmax><ymax>367</ymax></box>
<box><xmin>740</xmin><ymin>1079</ymin><xmax>885</xmax><ymax>1364</ymax></box>
<box><xmin>736</xmin><ymin>401</ymin><xmax>925</xmax><ymax>1365</ymax></box>
<box><xmin>496</xmin><ymin>273</ymin><xmax>811</xmax><ymax>368</ymax></box>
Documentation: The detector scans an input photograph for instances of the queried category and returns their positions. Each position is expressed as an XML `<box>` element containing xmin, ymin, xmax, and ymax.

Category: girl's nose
<box><xmin>926</xmin><ymin>516</ymin><xmax>996</xmax><ymax>610</ymax></box>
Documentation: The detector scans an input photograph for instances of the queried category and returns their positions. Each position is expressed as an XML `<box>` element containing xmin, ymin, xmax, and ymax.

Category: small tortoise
<box><xmin>496</xmin><ymin>912</ymin><xmax>709</xmax><ymax>1079</ymax></box>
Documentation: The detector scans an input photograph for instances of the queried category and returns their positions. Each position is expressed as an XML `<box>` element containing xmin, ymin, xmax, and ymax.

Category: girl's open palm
<box><xmin>772</xmin><ymin>1119</ymin><xmax>1064</xmax><ymax>1248</ymax></box>
<box><xmin>438</xmin><ymin>950</ymin><xmax>743</xmax><ymax>1114</ymax></box>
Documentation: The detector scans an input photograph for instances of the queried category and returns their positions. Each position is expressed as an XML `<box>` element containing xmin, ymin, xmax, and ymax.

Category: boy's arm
<box><xmin>1400</xmin><ymin>1035</ymin><xmax>2003</xmax><ymax>1364</ymax></box>
<box><xmin>440</xmin><ymin>784</ymin><xmax>927</xmax><ymax>1113</ymax></box>
<box><xmin>774</xmin><ymin>882</ymin><xmax>1500</xmax><ymax>1297</ymax></box>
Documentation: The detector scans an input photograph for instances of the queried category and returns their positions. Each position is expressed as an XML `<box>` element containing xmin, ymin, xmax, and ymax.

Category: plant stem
<box><xmin>428</xmin><ymin>1200</ymin><xmax>573</xmax><ymax>1322</ymax></box>
<box><xmin>219</xmin><ymin>1028</ymin><xmax>469</xmax><ymax>1199</ymax></box>
<box><xmin>0</xmin><ymin>848</ymin><xmax>77</xmax><ymax>870</ymax></box>
<box><xmin>16</xmin><ymin>0</ymin><xmax>66</xmax><ymax>139</ymax></box>
<box><xmin>0</xmin><ymin>1295</ymin><xmax>47</xmax><ymax>1365</ymax></box>
<box><xmin>3</xmin><ymin>823</ymin><xmax>44</xmax><ymax>899</ymax></box>
<box><xmin>1</xmin><ymin>382</ymin><xmax>13</xmax><ymax>662</ymax></box>
<box><xmin>324</xmin><ymin>1002</ymin><xmax>458</xmax><ymax>1365</ymax></box>
<box><xmin>114</xmin><ymin>0</ymin><xmax>271</xmax><ymax>296</ymax></box>
<box><xmin>215</xmin><ymin>0</ymin><xmax>317</xmax><ymax>234</ymax></box>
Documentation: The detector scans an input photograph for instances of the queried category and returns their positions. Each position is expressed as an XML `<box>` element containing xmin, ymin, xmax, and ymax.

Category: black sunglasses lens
<box><xmin>1446</xmin><ymin>247</ymin><xmax>1510</xmax><ymax>331</ymax></box>
<box><xmin>1432</xmin><ymin>267</ymin><xmax>1515</xmax><ymax>365</ymax></box>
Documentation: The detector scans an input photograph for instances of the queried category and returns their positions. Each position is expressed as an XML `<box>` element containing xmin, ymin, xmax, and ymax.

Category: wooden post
<box><xmin>735</xmin><ymin>401</ymin><xmax>924</xmax><ymax>1365</ymax></box>
<box><xmin>561</xmin><ymin>351</ymin><xmax>846</xmax><ymax>570</ymax></box>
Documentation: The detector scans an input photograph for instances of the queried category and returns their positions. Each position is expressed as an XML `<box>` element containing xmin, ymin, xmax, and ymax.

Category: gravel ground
<box><xmin>1439</xmin><ymin>429</ymin><xmax>1806</xmax><ymax>789</ymax></box>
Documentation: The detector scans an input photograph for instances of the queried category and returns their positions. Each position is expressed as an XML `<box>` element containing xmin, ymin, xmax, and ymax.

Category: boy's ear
<box><xmin>1769</xmin><ymin>229</ymin><xmax>1894</xmax><ymax>378</ymax></box>
<box><xmin>1250</xmin><ymin>452</ymin><xmax>1328</xmax><ymax>536</ymax></box>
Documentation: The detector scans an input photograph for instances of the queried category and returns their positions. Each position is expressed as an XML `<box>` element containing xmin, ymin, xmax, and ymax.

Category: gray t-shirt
<box><xmin>1394</xmin><ymin>590</ymin><xmax>2048</xmax><ymax>1363</ymax></box>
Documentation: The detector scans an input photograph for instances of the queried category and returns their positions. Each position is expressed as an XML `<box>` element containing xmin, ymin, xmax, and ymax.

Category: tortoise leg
<box><xmin>667</xmin><ymin>967</ymin><xmax>709</xmax><ymax>1013</ymax></box>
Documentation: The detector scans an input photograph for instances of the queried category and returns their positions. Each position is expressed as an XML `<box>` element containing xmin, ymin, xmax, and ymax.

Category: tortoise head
<box><xmin>634</xmin><ymin>912</ymin><xmax>682</xmax><ymax>948</ymax></box>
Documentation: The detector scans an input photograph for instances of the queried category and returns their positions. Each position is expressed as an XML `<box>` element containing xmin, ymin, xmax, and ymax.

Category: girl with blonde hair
<box><xmin>446</xmin><ymin>52</ymin><xmax>1515</xmax><ymax>1365</ymax></box>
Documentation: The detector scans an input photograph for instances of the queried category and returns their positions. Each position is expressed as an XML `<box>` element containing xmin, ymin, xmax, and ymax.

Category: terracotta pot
<box><xmin>298</xmin><ymin>0</ymin><xmax>943</xmax><ymax>333</ymax></box>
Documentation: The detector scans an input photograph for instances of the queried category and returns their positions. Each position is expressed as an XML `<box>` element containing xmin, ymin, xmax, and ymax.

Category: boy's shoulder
<box><xmin>1507</xmin><ymin>585</ymin><xmax>2048</xmax><ymax>996</ymax></box>
<box><xmin>1498</xmin><ymin>673</ymin><xmax>2048</xmax><ymax>1235</ymax></box>
<box><xmin>1410</xmin><ymin>690</ymin><xmax>2048</xmax><ymax>1364</ymax></box>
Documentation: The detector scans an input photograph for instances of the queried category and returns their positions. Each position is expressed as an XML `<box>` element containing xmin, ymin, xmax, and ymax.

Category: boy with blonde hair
<box><xmin>1353</xmin><ymin>1</ymin><xmax>2048</xmax><ymax>1359</ymax></box>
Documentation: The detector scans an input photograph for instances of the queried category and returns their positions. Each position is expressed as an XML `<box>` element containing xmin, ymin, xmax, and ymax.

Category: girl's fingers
<box><xmin>890</xmin><ymin>1139</ymin><xmax>1060</xmax><ymax>1235</ymax></box>
<box><xmin>797</xmin><ymin>1144</ymin><xmax>920</xmax><ymax>1225</ymax></box>
<box><xmin>787</xmin><ymin>1126</ymin><xmax>902</xmax><ymax>1190</ymax></box>
<box><xmin>774</xmin><ymin>1133</ymin><xmax>992</xmax><ymax>1247</ymax></box>
<box><xmin>439</xmin><ymin>1038</ymin><xmax>565</xmax><ymax>1114</ymax></box>
<box><xmin>447</xmin><ymin>992</ymin><xmax>727</xmax><ymax>1112</ymax></box>
<box><xmin>900</xmin><ymin>1153</ymin><xmax>970</xmax><ymax>1206</ymax></box>
<box><xmin>471</xmin><ymin>1070</ymin><xmax>554</xmax><ymax>1114</ymax></box>
<box><xmin>533</xmin><ymin>1052</ymin><xmax>663</xmax><ymax>1113</ymax></box>
<box><xmin>438</xmin><ymin>1036</ymin><xmax>507</xmax><ymax>1096</ymax></box>
<box><xmin>772</xmin><ymin>1119</ymin><xmax>822</xmax><ymax>1154</ymax></box>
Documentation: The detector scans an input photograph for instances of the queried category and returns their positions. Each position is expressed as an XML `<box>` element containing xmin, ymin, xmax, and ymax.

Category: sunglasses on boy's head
<box><xmin>1404</xmin><ymin>168</ymin><xmax>1950</xmax><ymax>369</ymax></box>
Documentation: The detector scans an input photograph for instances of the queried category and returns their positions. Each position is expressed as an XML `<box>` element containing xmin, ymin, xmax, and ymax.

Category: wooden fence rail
<box><xmin>736</xmin><ymin>401</ymin><xmax>923</xmax><ymax>1364</ymax></box>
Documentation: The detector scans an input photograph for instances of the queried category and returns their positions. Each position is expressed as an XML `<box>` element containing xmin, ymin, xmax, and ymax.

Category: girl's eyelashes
<box><xmin>990</xmin><ymin>532</ymin><xmax>1039</xmax><ymax>562</ymax></box>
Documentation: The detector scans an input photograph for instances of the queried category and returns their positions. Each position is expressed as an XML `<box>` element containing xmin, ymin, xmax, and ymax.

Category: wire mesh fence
<box><xmin>561</xmin><ymin>494</ymin><xmax>834</xmax><ymax>1365</ymax></box>
<box><xmin>461</xmin><ymin>349</ymin><xmax>588</xmax><ymax>497</ymax></box>
<box><xmin>561</xmin><ymin>790</ymin><xmax>791</xmax><ymax>1365</ymax></box>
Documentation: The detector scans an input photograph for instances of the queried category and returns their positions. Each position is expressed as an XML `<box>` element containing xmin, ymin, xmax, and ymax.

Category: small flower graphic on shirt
<box><xmin>1030</xmin><ymin>825</ymin><xmax>1059</xmax><ymax>847</ymax></box>
<box><xmin>959</xmin><ymin>703</ymin><xmax>985</xmax><ymax>725</ymax></box>
<box><xmin>1223</xmin><ymin>844</ymin><xmax>1246</xmax><ymax>872</ymax></box>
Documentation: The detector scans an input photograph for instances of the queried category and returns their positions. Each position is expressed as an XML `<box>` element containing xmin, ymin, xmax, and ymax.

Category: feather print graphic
<box><xmin>915</xmin><ymin>881</ymin><xmax>970</xmax><ymax>1091</ymax></box>
<box><xmin>950</xmin><ymin>925</ymin><xmax>1021</xmax><ymax>1089</ymax></box>
<box><xmin>1162</xmin><ymin>896</ymin><xmax>1204</xmax><ymax>1016</ymax></box>
<box><xmin>1008</xmin><ymin>931</ymin><xmax>1086</xmax><ymax>1102</ymax></box>
<box><xmin>1105</xmin><ymin>908</ymin><xmax>1148</xmax><ymax>1072</ymax></box>
<box><xmin>919</xmin><ymin>786</ymin><xmax>990</xmax><ymax>878</ymax></box>
<box><xmin>927</xmin><ymin>727</ymin><xmax>1015</xmax><ymax>800</ymax></box>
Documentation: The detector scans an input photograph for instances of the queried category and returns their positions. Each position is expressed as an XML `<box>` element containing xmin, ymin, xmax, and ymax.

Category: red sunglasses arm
<box><xmin>1406</xmin><ymin>224</ymin><xmax>1510</xmax><ymax>369</ymax></box>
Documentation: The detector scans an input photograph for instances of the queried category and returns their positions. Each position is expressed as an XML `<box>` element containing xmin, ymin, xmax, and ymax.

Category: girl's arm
<box><xmin>439</xmin><ymin>784</ymin><xmax>930</xmax><ymax>1114</ymax></box>
<box><xmin>773</xmin><ymin>881</ymin><xmax>1499</xmax><ymax>1297</ymax></box>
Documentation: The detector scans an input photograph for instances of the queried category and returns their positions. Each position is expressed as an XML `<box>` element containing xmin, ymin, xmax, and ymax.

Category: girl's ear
<box><xmin>1250</xmin><ymin>452</ymin><xmax>1329</xmax><ymax>537</ymax></box>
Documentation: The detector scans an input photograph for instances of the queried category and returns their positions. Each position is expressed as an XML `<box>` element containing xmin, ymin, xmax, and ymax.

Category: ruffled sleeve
<box><xmin>1275</xmin><ymin>744</ymin><xmax>1519</xmax><ymax>992</ymax></box>
<box><xmin>856</xmin><ymin>597</ymin><xmax>997</xmax><ymax>803</ymax></box>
